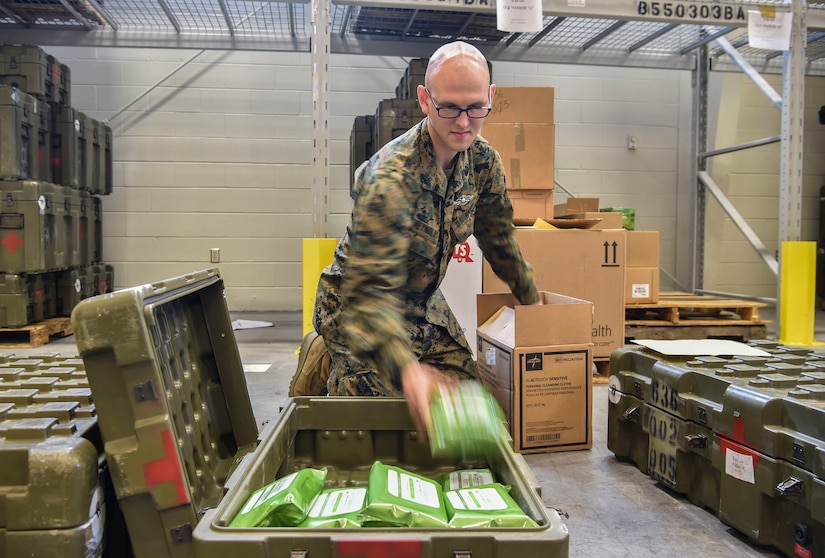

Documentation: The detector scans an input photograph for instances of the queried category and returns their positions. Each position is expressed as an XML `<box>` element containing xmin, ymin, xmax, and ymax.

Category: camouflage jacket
<box><xmin>314</xmin><ymin>117</ymin><xmax>538</xmax><ymax>390</ymax></box>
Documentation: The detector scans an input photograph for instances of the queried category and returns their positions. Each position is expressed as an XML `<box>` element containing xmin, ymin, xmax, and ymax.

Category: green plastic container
<box><xmin>195</xmin><ymin>397</ymin><xmax>569</xmax><ymax>558</ymax></box>
<box><xmin>607</xmin><ymin>343</ymin><xmax>825</xmax><ymax>557</ymax></box>
<box><xmin>72</xmin><ymin>268</ymin><xmax>569</xmax><ymax>558</ymax></box>
<box><xmin>0</xmin><ymin>353</ymin><xmax>130</xmax><ymax>558</ymax></box>
<box><xmin>0</xmin><ymin>85</ymin><xmax>36</xmax><ymax>181</ymax></box>
<box><xmin>72</xmin><ymin>268</ymin><xmax>260</xmax><ymax>558</ymax></box>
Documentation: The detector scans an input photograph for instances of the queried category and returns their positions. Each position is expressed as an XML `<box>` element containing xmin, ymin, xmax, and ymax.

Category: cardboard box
<box><xmin>625</xmin><ymin>231</ymin><xmax>661</xmax><ymax>303</ymax></box>
<box><xmin>626</xmin><ymin>266</ymin><xmax>659</xmax><ymax>304</ymax></box>
<box><xmin>482</xmin><ymin>123</ymin><xmax>554</xmax><ymax>189</ymax></box>
<box><xmin>510</xmin><ymin>189</ymin><xmax>554</xmax><ymax>222</ymax></box>
<box><xmin>487</xmin><ymin>86</ymin><xmax>555</xmax><ymax>124</ymax></box>
<box><xmin>482</xmin><ymin>228</ymin><xmax>626</xmax><ymax>360</ymax></box>
<box><xmin>476</xmin><ymin>291</ymin><xmax>593</xmax><ymax>454</ymax></box>
<box><xmin>626</xmin><ymin>230</ymin><xmax>660</xmax><ymax>267</ymax></box>
<box><xmin>440</xmin><ymin>236</ymin><xmax>483</xmax><ymax>358</ymax></box>
<box><xmin>566</xmin><ymin>211</ymin><xmax>624</xmax><ymax>230</ymax></box>
<box><xmin>554</xmin><ymin>198</ymin><xmax>602</xmax><ymax>218</ymax></box>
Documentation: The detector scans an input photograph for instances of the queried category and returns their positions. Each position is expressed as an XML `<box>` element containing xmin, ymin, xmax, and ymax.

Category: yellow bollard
<box><xmin>302</xmin><ymin>238</ymin><xmax>338</xmax><ymax>337</ymax></box>
<box><xmin>779</xmin><ymin>241</ymin><xmax>824</xmax><ymax>346</ymax></box>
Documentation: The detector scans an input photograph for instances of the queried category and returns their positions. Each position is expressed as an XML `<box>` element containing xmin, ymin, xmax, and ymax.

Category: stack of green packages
<box><xmin>230</xmin><ymin>467</ymin><xmax>327</xmax><ymax>527</ymax></box>
<box><xmin>427</xmin><ymin>381</ymin><xmax>507</xmax><ymax>460</ymax></box>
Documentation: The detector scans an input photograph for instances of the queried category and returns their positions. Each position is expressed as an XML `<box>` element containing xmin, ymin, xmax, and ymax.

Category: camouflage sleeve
<box><xmin>340</xmin><ymin>169</ymin><xmax>416</xmax><ymax>390</ymax></box>
<box><xmin>473</xmin><ymin>149</ymin><xmax>540</xmax><ymax>306</ymax></box>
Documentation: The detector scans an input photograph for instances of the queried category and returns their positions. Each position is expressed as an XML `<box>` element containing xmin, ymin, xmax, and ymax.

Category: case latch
<box><xmin>454</xmin><ymin>551</ymin><xmax>473</xmax><ymax>558</ymax></box>
<box><xmin>776</xmin><ymin>477</ymin><xmax>804</xmax><ymax>497</ymax></box>
<box><xmin>170</xmin><ymin>523</ymin><xmax>192</xmax><ymax>543</ymax></box>
<box><xmin>685</xmin><ymin>434</ymin><xmax>707</xmax><ymax>449</ymax></box>
<box><xmin>133</xmin><ymin>380</ymin><xmax>158</xmax><ymax>402</ymax></box>
<box><xmin>622</xmin><ymin>406</ymin><xmax>640</xmax><ymax>420</ymax></box>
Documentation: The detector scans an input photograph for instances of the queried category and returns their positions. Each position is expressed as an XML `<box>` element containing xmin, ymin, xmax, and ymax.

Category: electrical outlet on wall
<box><xmin>210</xmin><ymin>248</ymin><xmax>220</xmax><ymax>263</ymax></box>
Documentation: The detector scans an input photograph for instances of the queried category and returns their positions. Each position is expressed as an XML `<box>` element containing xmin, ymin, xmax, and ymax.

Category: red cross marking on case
<box><xmin>143</xmin><ymin>428</ymin><xmax>189</xmax><ymax>505</ymax></box>
<box><xmin>2</xmin><ymin>232</ymin><xmax>24</xmax><ymax>253</ymax></box>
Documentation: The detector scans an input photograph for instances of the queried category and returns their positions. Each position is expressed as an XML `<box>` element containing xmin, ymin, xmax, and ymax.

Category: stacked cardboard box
<box><xmin>482</xmin><ymin>87</ymin><xmax>555</xmax><ymax>221</ymax></box>
<box><xmin>625</xmin><ymin>230</ymin><xmax>660</xmax><ymax>304</ymax></box>
<box><xmin>483</xmin><ymin>227</ymin><xmax>626</xmax><ymax>361</ymax></box>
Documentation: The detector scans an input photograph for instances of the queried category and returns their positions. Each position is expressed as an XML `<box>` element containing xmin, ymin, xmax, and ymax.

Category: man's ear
<box><xmin>417</xmin><ymin>84</ymin><xmax>430</xmax><ymax>117</ymax></box>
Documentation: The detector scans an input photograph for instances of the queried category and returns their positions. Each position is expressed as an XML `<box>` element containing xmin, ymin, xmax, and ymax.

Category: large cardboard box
<box><xmin>625</xmin><ymin>230</ymin><xmax>661</xmax><ymax>304</ymax></box>
<box><xmin>482</xmin><ymin>228</ymin><xmax>626</xmax><ymax>360</ymax></box>
<box><xmin>487</xmin><ymin>86</ymin><xmax>555</xmax><ymax>124</ymax></box>
<box><xmin>476</xmin><ymin>291</ymin><xmax>593</xmax><ymax>454</ymax></box>
<box><xmin>481</xmin><ymin>123</ymin><xmax>554</xmax><ymax>189</ymax></box>
<box><xmin>509</xmin><ymin>188</ymin><xmax>554</xmax><ymax>222</ymax></box>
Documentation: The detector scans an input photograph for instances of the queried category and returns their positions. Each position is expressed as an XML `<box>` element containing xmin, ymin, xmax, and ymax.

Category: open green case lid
<box><xmin>71</xmin><ymin>268</ymin><xmax>259</xmax><ymax>558</ymax></box>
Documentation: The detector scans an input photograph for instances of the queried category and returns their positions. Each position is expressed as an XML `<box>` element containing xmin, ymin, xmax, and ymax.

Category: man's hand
<box><xmin>400</xmin><ymin>361</ymin><xmax>457</xmax><ymax>435</ymax></box>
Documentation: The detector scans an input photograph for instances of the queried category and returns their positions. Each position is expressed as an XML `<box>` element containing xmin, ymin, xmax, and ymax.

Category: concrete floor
<box><xmin>31</xmin><ymin>304</ymin><xmax>825</xmax><ymax>557</ymax></box>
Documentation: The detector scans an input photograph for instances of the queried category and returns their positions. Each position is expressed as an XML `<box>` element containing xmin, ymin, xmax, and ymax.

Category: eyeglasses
<box><xmin>424</xmin><ymin>87</ymin><xmax>492</xmax><ymax>119</ymax></box>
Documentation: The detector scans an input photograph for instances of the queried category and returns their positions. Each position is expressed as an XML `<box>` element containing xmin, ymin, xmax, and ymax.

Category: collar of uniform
<box><xmin>418</xmin><ymin>118</ymin><xmax>468</xmax><ymax>199</ymax></box>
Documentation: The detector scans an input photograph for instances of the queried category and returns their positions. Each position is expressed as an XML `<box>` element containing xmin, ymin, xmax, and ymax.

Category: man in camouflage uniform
<box><xmin>313</xmin><ymin>40</ymin><xmax>540</xmax><ymax>431</ymax></box>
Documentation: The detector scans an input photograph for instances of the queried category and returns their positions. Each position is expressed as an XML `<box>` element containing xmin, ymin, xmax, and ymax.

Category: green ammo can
<box><xmin>71</xmin><ymin>268</ymin><xmax>570</xmax><ymax>558</ymax></box>
<box><xmin>607</xmin><ymin>343</ymin><xmax>825</xmax><ymax>557</ymax></box>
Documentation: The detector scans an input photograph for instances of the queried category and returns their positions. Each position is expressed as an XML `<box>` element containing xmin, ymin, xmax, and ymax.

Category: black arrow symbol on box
<box><xmin>603</xmin><ymin>241</ymin><xmax>619</xmax><ymax>265</ymax></box>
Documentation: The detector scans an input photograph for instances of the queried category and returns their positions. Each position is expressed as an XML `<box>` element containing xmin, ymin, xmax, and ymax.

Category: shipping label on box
<box><xmin>482</xmin><ymin>228</ymin><xmax>626</xmax><ymax>360</ymax></box>
<box><xmin>625</xmin><ymin>266</ymin><xmax>659</xmax><ymax>304</ymax></box>
<box><xmin>476</xmin><ymin>291</ymin><xmax>593</xmax><ymax>454</ymax></box>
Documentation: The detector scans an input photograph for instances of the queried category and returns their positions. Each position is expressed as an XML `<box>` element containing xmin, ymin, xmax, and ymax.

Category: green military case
<box><xmin>75</xmin><ymin>111</ymin><xmax>93</xmax><ymax>192</ymax></box>
<box><xmin>0</xmin><ymin>353</ymin><xmax>131</xmax><ymax>558</ymax></box>
<box><xmin>51</xmin><ymin>104</ymin><xmax>82</xmax><ymax>189</ymax></box>
<box><xmin>0</xmin><ymin>180</ymin><xmax>65</xmax><ymax>273</ymax></box>
<box><xmin>71</xmin><ymin>268</ymin><xmax>261</xmax><ymax>558</ymax></box>
<box><xmin>0</xmin><ymin>84</ymin><xmax>35</xmax><ymax>181</ymax></box>
<box><xmin>607</xmin><ymin>343</ymin><xmax>825</xmax><ymax>557</ymax></box>
<box><xmin>72</xmin><ymin>268</ymin><xmax>569</xmax><ymax>558</ymax></box>
<box><xmin>92</xmin><ymin>195</ymin><xmax>102</xmax><ymax>263</ymax></box>
<box><xmin>0</xmin><ymin>45</ymin><xmax>56</xmax><ymax>103</ymax></box>
<box><xmin>0</xmin><ymin>272</ymin><xmax>42</xmax><ymax>327</ymax></box>
<box><xmin>45</xmin><ymin>54</ymin><xmax>71</xmax><ymax>107</ymax></box>
<box><xmin>195</xmin><ymin>396</ymin><xmax>569</xmax><ymax>558</ymax></box>
<box><xmin>373</xmin><ymin>98</ymin><xmax>425</xmax><ymax>152</ymax></box>
<box><xmin>349</xmin><ymin>114</ymin><xmax>374</xmax><ymax>189</ymax></box>
<box><xmin>90</xmin><ymin>120</ymin><xmax>112</xmax><ymax>195</ymax></box>
<box><xmin>56</xmin><ymin>266</ymin><xmax>92</xmax><ymax>317</ymax></box>
<box><xmin>87</xmin><ymin>262</ymin><xmax>114</xmax><ymax>296</ymax></box>
<box><xmin>32</xmin><ymin>98</ymin><xmax>52</xmax><ymax>183</ymax></box>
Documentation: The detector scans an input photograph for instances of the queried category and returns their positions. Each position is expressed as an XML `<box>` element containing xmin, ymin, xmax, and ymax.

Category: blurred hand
<box><xmin>400</xmin><ymin>361</ymin><xmax>457</xmax><ymax>435</ymax></box>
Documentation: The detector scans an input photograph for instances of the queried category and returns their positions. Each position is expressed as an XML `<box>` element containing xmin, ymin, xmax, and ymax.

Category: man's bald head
<box><xmin>425</xmin><ymin>41</ymin><xmax>490</xmax><ymax>90</ymax></box>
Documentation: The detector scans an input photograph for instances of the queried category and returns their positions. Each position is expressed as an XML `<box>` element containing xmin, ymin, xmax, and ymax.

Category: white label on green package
<box><xmin>239</xmin><ymin>471</ymin><xmax>297</xmax><ymax>514</ymax></box>
<box><xmin>307</xmin><ymin>488</ymin><xmax>367</xmax><ymax>518</ymax></box>
<box><xmin>387</xmin><ymin>470</ymin><xmax>440</xmax><ymax>509</ymax></box>
<box><xmin>447</xmin><ymin>471</ymin><xmax>495</xmax><ymax>490</ymax></box>
<box><xmin>447</xmin><ymin>488</ymin><xmax>507</xmax><ymax>511</ymax></box>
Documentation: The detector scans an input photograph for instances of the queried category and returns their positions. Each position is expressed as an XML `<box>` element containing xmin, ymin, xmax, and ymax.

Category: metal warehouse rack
<box><xmin>1</xmin><ymin>0</ymin><xmax>823</xmax><ymax>303</ymax></box>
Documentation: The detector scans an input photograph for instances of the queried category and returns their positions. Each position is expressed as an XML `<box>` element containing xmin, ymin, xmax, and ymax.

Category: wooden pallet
<box><xmin>625</xmin><ymin>291</ymin><xmax>771</xmax><ymax>342</ymax></box>
<box><xmin>593</xmin><ymin>359</ymin><xmax>610</xmax><ymax>384</ymax></box>
<box><xmin>0</xmin><ymin>317</ymin><xmax>74</xmax><ymax>348</ymax></box>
